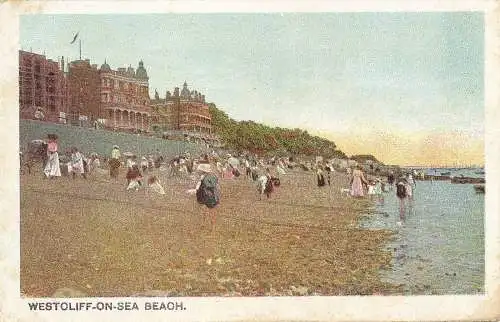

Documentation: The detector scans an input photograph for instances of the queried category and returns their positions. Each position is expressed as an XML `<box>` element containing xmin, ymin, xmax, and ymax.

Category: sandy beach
<box><xmin>20</xmin><ymin>167</ymin><xmax>398</xmax><ymax>297</ymax></box>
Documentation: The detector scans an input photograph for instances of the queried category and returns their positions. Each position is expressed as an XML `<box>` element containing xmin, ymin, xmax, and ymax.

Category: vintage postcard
<box><xmin>0</xmin><ymin>0</ymin><xmax>499</xmax><ymax>321</ymax></box>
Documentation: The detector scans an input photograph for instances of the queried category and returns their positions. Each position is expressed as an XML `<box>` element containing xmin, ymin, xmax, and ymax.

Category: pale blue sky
<box><xmin>19</xmin><ymin>13</ymin><xmax>484</xmax><ymax>164</ymax></box>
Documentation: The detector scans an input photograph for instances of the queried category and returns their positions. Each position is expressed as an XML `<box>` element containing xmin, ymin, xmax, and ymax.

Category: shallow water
<box><xmin>360</xmin><ymin>180</ymin><xmax>485</xmax><ymax>295</ymax></box>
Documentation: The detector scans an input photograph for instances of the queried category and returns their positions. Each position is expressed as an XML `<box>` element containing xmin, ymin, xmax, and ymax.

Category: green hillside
<box><xmin>209</xmin><ymin>103</ymin><xmax>347</xmax><ymax>158</ymax></box>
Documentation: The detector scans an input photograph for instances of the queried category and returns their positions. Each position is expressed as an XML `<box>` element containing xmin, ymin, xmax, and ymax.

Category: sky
<box><xmin>19</xmin><ymin>13</ymin><xmax>485</xmax><ymax>166</ymax></box>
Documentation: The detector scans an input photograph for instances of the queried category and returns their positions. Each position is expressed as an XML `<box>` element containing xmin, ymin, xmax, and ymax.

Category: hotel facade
<box><xmin>99</xmin><ymin>60</ymin><xmax>151</xmax><ymax>132</ymax></box>
<box><xmin>19</xmin><ymin>50</ymin><xmax>69</xmax><ymax>123</ymax></box>
<box><xmin>19</xmin><ymin>51</ymin><xmax>217</xmax><ymax>143</ymax></box>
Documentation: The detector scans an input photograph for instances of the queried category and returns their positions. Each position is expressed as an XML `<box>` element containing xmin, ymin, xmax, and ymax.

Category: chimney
<box><xmin>61</xmin><ymin>56</ymin><xmax>65</xmax><ymax>72</ymax></box>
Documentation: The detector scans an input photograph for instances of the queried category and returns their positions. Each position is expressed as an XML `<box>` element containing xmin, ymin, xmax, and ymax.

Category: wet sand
<box><xmin>20</xmin><ymin>167</ymin><xmax>398</xmax><ymax>297</ymax></box>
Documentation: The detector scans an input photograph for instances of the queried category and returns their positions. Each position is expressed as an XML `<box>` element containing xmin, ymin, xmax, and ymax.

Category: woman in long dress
<box><xmin>109</xmin><ymin>145</ymin><xmax>121</xmax><ymax>178</ymax></box>
<box><xmin>43</xmin><ymin>134</ymin><xmax>61</xmax><ymax>179</ymax></box>
<box><xmin>350</xmin><ymin>165</ymin><xmax>368</xmax><ymax>197</ymax></box>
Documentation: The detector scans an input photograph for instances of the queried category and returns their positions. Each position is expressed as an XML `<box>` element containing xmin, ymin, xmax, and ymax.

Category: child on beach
<box><xmin>67</xmin><ymin>147</ymin><xmax>86</xmax><ymax>179</ymax></box>
<box><xmin>147</xmin><ymin>175</ymin><xmax>166</xmax><ymax>195</ymax></box>
<box><xmin>367</xmin><ymin>180</ymin><xmax>376</xmax><ymax>199</ymax></box>
<box><xmin>126</xmin><ymin>165</ymin><xmax>143</xmax><ymax>191</ymax></box>
<box><xmin>374</xmin><ymin>178</ymin><xmax>384</xmax><ymax>204</ymax></box>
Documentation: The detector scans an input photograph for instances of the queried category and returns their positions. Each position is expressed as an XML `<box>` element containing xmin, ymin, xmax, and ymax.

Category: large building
<box><xmin>19</xmin><ymin>50</ymin><xmax>69</xmax><ymax>123</ymax></box>
<box><xmin>18</xmin><ymin>51</ymin><xmax>220</xmax><ymax>144</ymax></box>
<box><xmin>99</xmin><ymin>60</ymin><xmax>151</xmax><ymax>132</ymax></box>
<box><xmin>67</xmin><ymin>59</ymin><xmax>100</xmax><ymax>126</ymax></box>
<box><xmin>151</xmin><ymin>82</ymin><xmax>220</xmax><ymax>145</ymax></box>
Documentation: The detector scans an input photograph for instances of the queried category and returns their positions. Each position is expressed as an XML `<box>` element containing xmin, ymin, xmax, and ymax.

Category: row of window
<box><xmin>100</xmin><ymin>93</ymin><xmax>148</xmax><ymax>106</ymax></box>
<box><xmin>101</xmin><ymin>78</ymin><xmax>148</xmax><ymax>93</ymax></box>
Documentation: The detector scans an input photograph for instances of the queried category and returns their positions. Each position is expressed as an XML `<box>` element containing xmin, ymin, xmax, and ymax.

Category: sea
<box><xmin>360</xmin><ymin>168</ymin><xmax>485</xmax><ymax>295</ymax></box>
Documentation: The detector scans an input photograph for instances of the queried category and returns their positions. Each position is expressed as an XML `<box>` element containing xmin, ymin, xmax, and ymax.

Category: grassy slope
<box><xmin>20</xmin><ymin>120</ymin><xmax>210</xmax><ymax>158</ymax></box>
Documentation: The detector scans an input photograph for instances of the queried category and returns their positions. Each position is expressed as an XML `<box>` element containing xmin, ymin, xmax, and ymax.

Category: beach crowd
<box><xmin>22</xmin><ymin>133</ymin><xmax>419</xmax><ymax>228</ymax></box>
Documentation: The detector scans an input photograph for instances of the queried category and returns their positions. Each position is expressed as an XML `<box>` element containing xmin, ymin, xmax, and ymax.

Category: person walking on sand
<box><xmin>244</xmin><ymin>157</ymin><xmax>251</xmax><ymax>179</ymax></box>
<box><xmin>194</xmin><ymin>163</ymin><xmax>221</xmax><ymax>230</ymax></box>
<box><xmin>316</xmin><ymin>165</ymin><xmax>326</xmax><ymax>187</ymax></box>
<box><xmin>396</xmin><ymin>177</ymin><xmax>408</xmax><ymax>224</ymax></box>
<box><xmin>43</xmin><ymin>134</ymin><xmax>61</xmax><ymax>179</ymax></box>
<box><xmin>109</xmin><ymin>145</ymin><xmax>121</xmax><ymax>179</ymax></box>
<box><xmin>67</xmin><ymin>147</ymin><xmax>86</xmax><ymax>179</ymax></box>
<box><xmin>257</xmin><ymin>168</ymin><xmax>274</xmax><ymax>200</ymax></box>
<box><xmin>324</xmin><ymin>163</ymin><xmax>332</xmax><ymax>186</ymax></box>
<box><xmin>350</xmin><ymin>165</ymin><xmax>368</xmax><ymax>197</ymax></box>
<box><xmin>387</xmin><ymin>171</ymin><xmax>395</xmax><ymax>190</ymax></box>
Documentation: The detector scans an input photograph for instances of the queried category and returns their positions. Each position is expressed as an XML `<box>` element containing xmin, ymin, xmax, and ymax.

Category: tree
<box><xmin>208</xmin><ymin>103</ymin><xmax>358</xmax><ymax>159</ymax></box>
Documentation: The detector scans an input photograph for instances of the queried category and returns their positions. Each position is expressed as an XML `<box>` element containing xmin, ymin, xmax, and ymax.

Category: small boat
<box><xmin>474</xmin><ymin>171</ymin><xmax>485</xmax><ymax>175</ymax></box>
<box><xmin>440</xmin><ymin>171</ymin><xmax>451</xmax><ymax>176</ymax></box>
<box><xmin>473</xmin><ymin>184</ymin><xmax>485</xmax><ymax>194</ymax></box>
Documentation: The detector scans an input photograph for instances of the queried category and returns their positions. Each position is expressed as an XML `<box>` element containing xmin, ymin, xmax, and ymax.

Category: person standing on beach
<box><xmin>257</xmin><ymin>168</ymin><xmax>274</xmax><ymax>200</ymax></box>
<box><xmin>324</xmin><ymin>163</ymin><xmax>332</xmax><ymax>186</ymax></box>
<box><xmin>88</xmin><ymin>153</ymin><xmax>101</xmax><ymax>175</ymax></box>
<box><xmin>109</xmin><ymin>145</ymin><xmax>121</xmax><ymax>179</ymax></box>
<box><xmin>374</xmin><ymin>178</ymin><xmax>384</xmax><ymax>204</ymax></box>
<box><xmin>396</xmin><ymin>177</ymin><xmax>408</xmax><ymax>224</ymax></box>
<box><xmin>387</xmin><ymin>171</ymin><xmax>395</xmax><ymax>190</ymax></box>
<box><xmin>195</xmin><ymin>163</ymin><xmax>221</xmax><ymax>230</ymax></box>
<box><xmin>43</xmin><ymin>134</ymin><xmax>61</xmax><ymax>179</ymax></box>
<box><xmin>67</xmin><ymin>147</ymin><xmax>86</xmax><ymax>179</ymax></box>
<box><xmin>405</xmin><ymin>175</ymin><xmax>414</xmax><ymax>204</ymax></box>
<box><xmin>407</xmin><ymin>173</ymin><xmax>416</xmax><ymax>190</ymax></box>
<box><xmin>244</xmin><ymin>157</ymin><xmax>251</xmax><ymax>179</ymax></box>
<box><xmin>316</xmin><ymin>165</ymin><xmax>326</xmax><ymax>187</ymax></box>
<box><xmin>350</xmin><ymin>165</ymin><xmax>368</xmax><ymax>197</ymax></box>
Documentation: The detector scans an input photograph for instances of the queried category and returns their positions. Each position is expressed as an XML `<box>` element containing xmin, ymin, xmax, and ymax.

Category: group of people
<box><xmin>40</xmin><ymin>134</ymin><xmax>100</xmax><ymax>180</ymax></box>
<box><xmin>347</xmin><ymin>165</ymin><xmax>417</xmax><ymax>223</ymax></box>
<box><xmin>33</xmin><ymin>134</ymin><xmax>421</xmax><ymax>229</ymax></box>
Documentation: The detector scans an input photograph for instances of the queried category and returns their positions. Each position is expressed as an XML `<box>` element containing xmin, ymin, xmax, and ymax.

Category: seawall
<box><xmin>19</xmin><ymin>120</ymin><xmax>210</xmax><ymax>158</ymax></box>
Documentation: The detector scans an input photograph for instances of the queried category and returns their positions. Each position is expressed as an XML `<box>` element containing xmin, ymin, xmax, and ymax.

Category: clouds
<box><xmin>20</xmin><ymin>13</ymin><xmax>484</xmax><ymax>166</ymax></box>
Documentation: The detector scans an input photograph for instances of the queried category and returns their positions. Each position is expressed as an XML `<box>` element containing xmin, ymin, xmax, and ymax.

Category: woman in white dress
<box><xmin>43</xmin><ymin>134</ymin><xmax>61</xmax><ymax>179</ymax></box>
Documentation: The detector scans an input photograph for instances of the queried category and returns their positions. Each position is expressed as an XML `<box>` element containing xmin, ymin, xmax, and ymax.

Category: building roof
<box><xmin>135</xmin><ymin>60</ymin><xmax>148</xmax><ymax>79</ymax></box>
<box><xmin>100</xmin><ymin>59</ymin><xmax>111</xmax><ymax>72</ymax></box>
